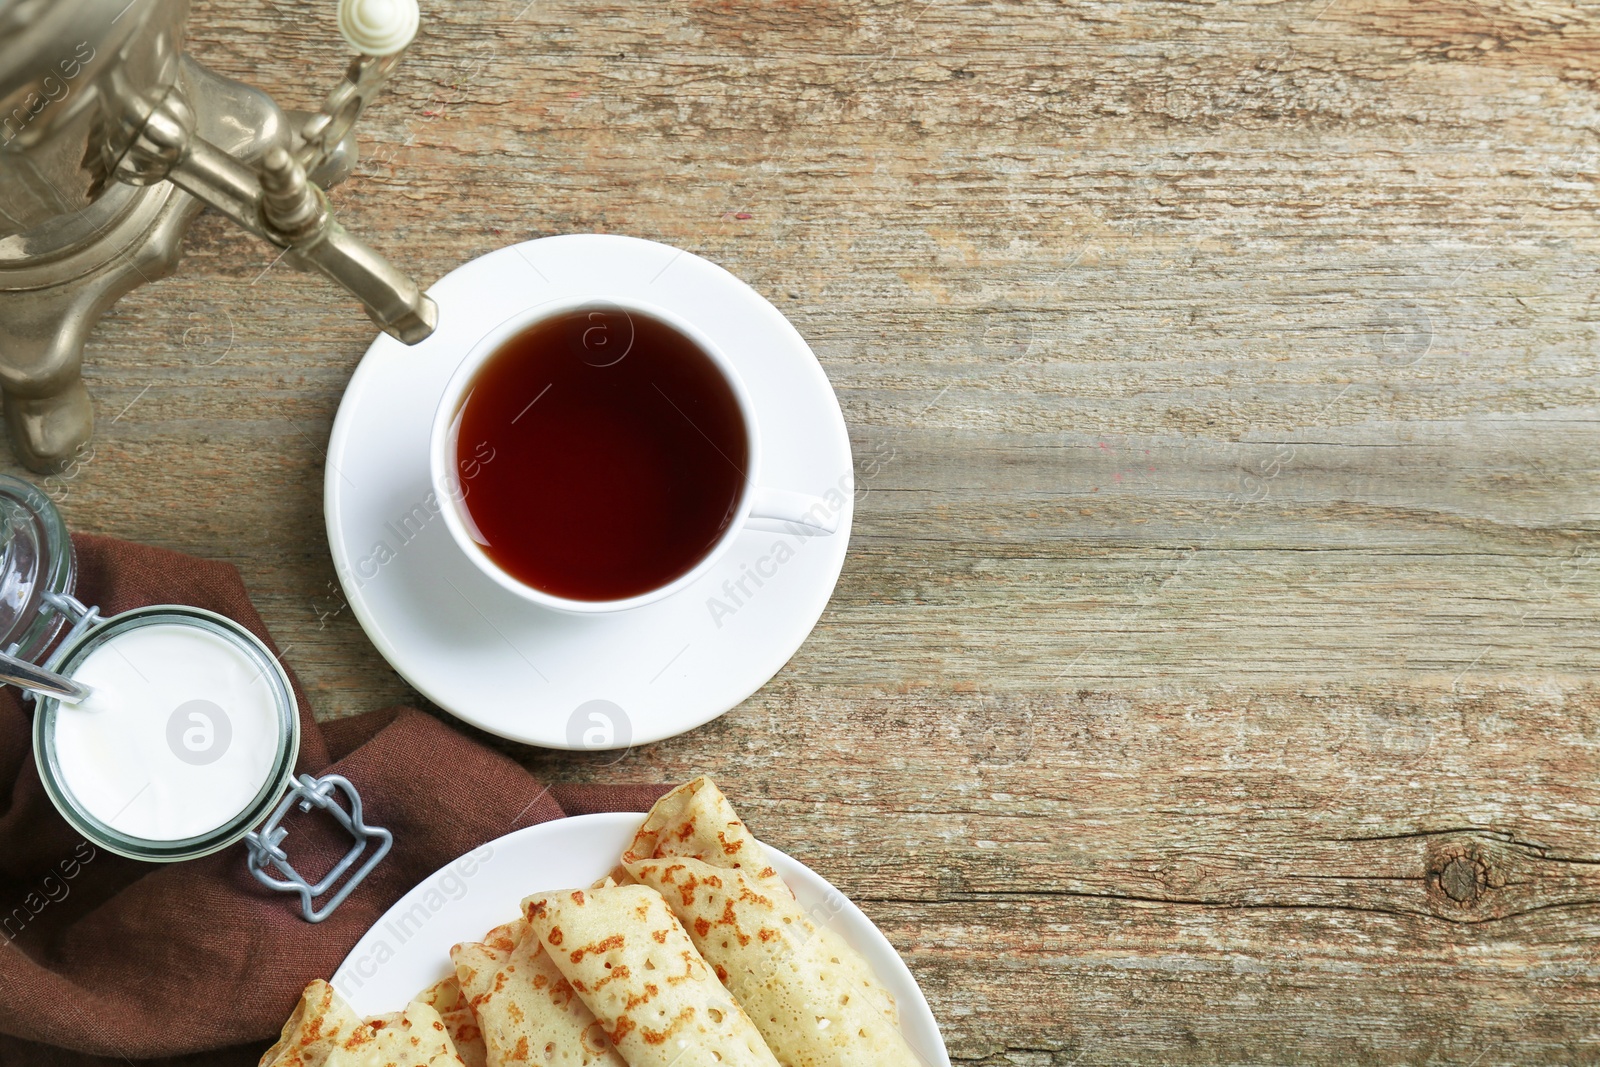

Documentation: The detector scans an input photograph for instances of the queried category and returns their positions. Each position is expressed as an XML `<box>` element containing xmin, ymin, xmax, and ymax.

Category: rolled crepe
<box><xmin>449</xmin><ymin>918</ymin><xmax>524</xmax><ymax>1007</ymax></box>
<box><xmin>451</xmin><ymin>917</ymin><xmax>625</xmax><ymax>1067</ymax></box>
<box><xmin>260</xmin><ymin>979</ymin><xmax>465</xmax><ymax>1067</ymax></box>
<box><xmin>620</xmin><ymin>776</ymin><xmax>774</xmax><ymax>879</ymax></box>
<box><xmin>623</xmin><ymin>777</ymin><xmax>921</xmax><ymax>1067</ymax></box>
<box><xmin>415</xmin><ymin>976</ymin><xmax>488</xmax><ymax>1067</ymax></box>
<box><xmin>260</xmin><ymin>980</ymin><xmax>365</xmax><ymax>1067</ymax></box>
<box><xmin>624</xmin><ymin>776</ymin><xmax>899</xmax><ymax>1020</ymax></box>
<box><xmin>523</xmin><ymin>884</ymin><xmax>780</xmax><ymax>1067</ymax></box>
<box><xmin>624</xmin><ymin>776</ymin><xmax>897</xmax><ymax>1016</ymax></box>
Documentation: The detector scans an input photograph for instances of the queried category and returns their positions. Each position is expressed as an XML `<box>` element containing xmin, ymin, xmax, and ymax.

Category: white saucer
<box><xmin>330</xmin><ymin>813</ymin><xmax>950</xmax><ymax>1066</ymax></box>
<box><xmin>325</xmin><ymin>235</ymin><xmax>853</xmax><ymax>749</ymax></box>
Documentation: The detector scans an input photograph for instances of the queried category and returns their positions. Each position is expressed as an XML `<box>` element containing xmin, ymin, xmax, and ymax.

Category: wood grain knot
<box><xmin>1162</xmin><ymin>860</ymin><xmax>1212</xmax><ymax>896</ymax></box>
<box><xmin>1425</xmin><ymin>841</ymin><xmax>1494</xmax><ymax>912</ymax></box>
<box><xmin>1436</xmin><ymin>855</ymin><xmax>1488</xmax><ymax>904</ymax></box>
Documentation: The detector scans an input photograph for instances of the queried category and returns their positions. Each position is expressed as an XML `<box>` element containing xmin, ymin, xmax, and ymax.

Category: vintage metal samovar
<box><xmin>0</xmin><ymin>0</ymin><xmax>436</xmax><ymax>471</ymax></box>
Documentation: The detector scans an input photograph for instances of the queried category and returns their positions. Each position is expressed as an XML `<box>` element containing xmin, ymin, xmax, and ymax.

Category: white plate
<box><xmin>325</xmin><ymin>235</ymin><xmax>853</xmax><ymax>749</ymax></box>
<box><xmin>331</xmin><ymin>812</ymin><xmax>950</xmax><ymax>1066</ymax></box>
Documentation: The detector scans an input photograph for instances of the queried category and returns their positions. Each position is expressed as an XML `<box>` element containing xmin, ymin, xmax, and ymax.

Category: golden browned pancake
<box><xmin>625</xmin><ymin>777</ymin><xmax>922</xmax><ymax>1067</ymax></box>
<box><xmin>451</xmin><ymin>916</ymin><xmax>625</xmax><ymax>1067</ymax></box>
<box><xmin>523</xmin><ymin>883</ymin><xmax>781</xmax><ymax>1067</ymax></box>
<box><xmin>260</xmin><ymin>979</ymin><xmax>466</xmax><ymax>1067</ymax></box>
<box><xmin>413</xmin><ymin>976</ymin><xmax>487</xmax><ymax>1067</ymax></box>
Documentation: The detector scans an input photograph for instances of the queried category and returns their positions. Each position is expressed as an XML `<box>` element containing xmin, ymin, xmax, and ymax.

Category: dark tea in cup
<box><xmin>450</xmin><ymin>306</ymin><xmax>749</xmax><ymax>602</ymax></box>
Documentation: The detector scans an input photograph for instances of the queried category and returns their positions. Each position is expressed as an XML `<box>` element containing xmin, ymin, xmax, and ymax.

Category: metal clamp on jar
<box><xmin>0</xmin><ymin>476</ymin><xmax>391</xmax><ymax>922</ymax></box>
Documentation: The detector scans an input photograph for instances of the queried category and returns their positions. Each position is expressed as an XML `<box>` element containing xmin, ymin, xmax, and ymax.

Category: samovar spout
<box><xmin>0</xmin><ymin>0</ymin><xmax>434</xmax><ymax>472</ymax></box>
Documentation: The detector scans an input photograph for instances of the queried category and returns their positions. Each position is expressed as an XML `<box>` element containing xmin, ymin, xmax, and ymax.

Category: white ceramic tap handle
<box><xmin>338</xmin><ymin>0</ymin><xmax>420</xmax><ymax>56</ymax></box>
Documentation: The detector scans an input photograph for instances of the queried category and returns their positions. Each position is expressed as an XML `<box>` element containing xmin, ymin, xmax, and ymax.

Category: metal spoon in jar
<box><xmin>0</xmin><ymin>649</ymin><xmax>92</xmax><ymax>704</ymax></box>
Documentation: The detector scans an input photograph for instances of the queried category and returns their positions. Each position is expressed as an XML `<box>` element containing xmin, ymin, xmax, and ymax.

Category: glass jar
<box><xmin>0</xmin><ymin>475</ymin><xmax>76</xmax><ymax>662</ymax></box>
<box><xmin>2</xmin><ymin>476</ymin><xmax>389</xmax><ymax>922</ymax></box>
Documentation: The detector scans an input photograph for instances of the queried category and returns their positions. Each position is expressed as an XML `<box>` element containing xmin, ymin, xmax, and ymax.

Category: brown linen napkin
<box><xmin>0</xmin><ymin>534</ymin><xmax>667</xmax><ymax>1067</ymax></box>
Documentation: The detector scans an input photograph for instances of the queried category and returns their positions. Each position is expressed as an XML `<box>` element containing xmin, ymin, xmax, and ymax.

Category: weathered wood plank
<box><xmin>8</xmin><ymin>0</ymin><xmax>1600</xmax><ymax>1061</ymax></box>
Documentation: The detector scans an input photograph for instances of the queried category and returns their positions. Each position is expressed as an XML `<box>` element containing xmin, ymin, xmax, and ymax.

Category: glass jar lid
<box><xmin>33</xmin><ymin>605</ymin><xmax>300</xmax><ymax>862</ymax></box>
<box><xmin>0</xmin><ymin>474</ymin><xmax>74</xmax><ymax>663</ymax></box>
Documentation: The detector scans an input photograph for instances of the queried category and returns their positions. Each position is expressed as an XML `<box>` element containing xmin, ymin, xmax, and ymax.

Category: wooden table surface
<box><xmin>21</xmin><ymin>0</ymin><xmax>1600</xmax><ymax>1061</ymax></box>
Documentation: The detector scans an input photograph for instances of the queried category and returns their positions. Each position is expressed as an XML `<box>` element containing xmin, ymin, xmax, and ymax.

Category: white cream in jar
<box><xmin>41</xmin><ymin>612</ymin><xmax>295</xmax><ymax>850</ymax></box>
<box><xmin>35</xmin><ymin>607</ymin><xmax>300</xmax><ymax>857</ymax></box>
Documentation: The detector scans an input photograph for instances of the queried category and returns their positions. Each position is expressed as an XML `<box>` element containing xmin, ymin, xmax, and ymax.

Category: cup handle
<box><xmin>746</xmin><ymin>486</ymin><xmax>840</xmax><ymax>535</ymax></box>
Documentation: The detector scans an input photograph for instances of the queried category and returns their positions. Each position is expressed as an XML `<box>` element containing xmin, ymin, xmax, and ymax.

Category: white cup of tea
<box><xmin>429</xmin><ymin>295</ymin><xmax>839</xmax><ymax>615</ymax></box>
